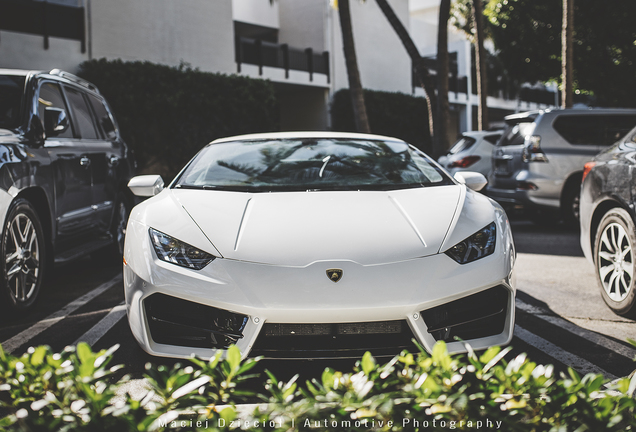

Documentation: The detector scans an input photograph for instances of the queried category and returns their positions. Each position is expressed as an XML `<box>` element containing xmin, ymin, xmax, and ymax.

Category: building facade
<box><xmin>0</xmin><ymin>0</ymin><xmax>555</xmax><ymax>145</ymax></box>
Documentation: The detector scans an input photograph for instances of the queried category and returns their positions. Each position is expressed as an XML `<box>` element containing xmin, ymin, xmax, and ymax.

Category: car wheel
<box><xmin>0</xmin><ymin>199</ymin><xmax>46</xmax><ymax>313</ymax></box>
<box><xmin>112</xmin><ymin>192</ymin><xmax>130</xmax><ymax>256</ymax></box>
<box><xmin>561</xmin><ymin>182</ymin><xmax>580</xmax><ymax>226</ymax></box>
<box><xmin>594</xmin><ymin>207</ymin><xmax>636</xmax><ymax>317</ymax></box>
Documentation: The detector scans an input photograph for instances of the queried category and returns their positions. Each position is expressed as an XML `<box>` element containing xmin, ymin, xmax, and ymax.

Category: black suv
<box><xmin>0</xmin><ymin>69</ymin><xmax>135</xmax><ymax>313</ymax></box>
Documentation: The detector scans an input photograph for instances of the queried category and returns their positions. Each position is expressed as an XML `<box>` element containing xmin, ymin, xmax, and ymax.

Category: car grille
<box><xmin>250</xmin><ymin>320</ymin><xmax>415</xmax><ymax>359</ymax></box>
<box><xmin>420</xmin><ymin>286</ymin><xmax>509</xmax><ymax>342</ymax></box>
<box><xmin>144</xmin><ymin>293</ymin><xmax>248</xmax><ymax>349</ymax></box>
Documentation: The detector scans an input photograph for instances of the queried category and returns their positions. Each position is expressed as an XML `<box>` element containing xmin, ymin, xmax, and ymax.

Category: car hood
<box><xmin>171</xmin><ymin>186</ymin><xmax>462</xmax><ymax>266</ymax></box>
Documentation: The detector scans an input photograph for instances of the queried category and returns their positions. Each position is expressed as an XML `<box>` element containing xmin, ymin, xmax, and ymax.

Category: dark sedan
<box><xmin>580</xmin><ymin>126</ymin><xmax>636</xmax><ymax>317</ymax></box>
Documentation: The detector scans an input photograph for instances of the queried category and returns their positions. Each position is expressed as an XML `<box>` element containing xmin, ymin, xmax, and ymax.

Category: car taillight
<box><xmin>449</xmin><ymin>155</ymin><xmax>481</xmax><ymax>168</ymax></box>
<box><xmin>522</xmin><ymin>135</ymin><xmax>548</xmax><ymax>162</ymax></box>
<box><xmin>582</xmin><ymin>161</ymin><xmax>596</xmax><ymax>183</ymax></box>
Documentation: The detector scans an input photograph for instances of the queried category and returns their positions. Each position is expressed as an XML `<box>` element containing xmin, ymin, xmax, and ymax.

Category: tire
<box><xmin>593</xmin><ymin>207</ymin><xmax>636</xmax><ymax>317</ymax></box>
<box><xmin>93</xmin><ymin>191</ymin><xmax>131</xmax><ymax>262</ymax></box>
<box><xmin>0</xmin><ymin>199</ymin><xmax>46</xmax><ymax>314</ymax></box>
<box><xmin>112</xmin><ymin>192</ymin><xmax>131</xmax><ymax>257</ymax></box>
<box><xmin>561</xmin><ymin>182</ymin><xmax>581</xmax><ymax>227</ymax></box>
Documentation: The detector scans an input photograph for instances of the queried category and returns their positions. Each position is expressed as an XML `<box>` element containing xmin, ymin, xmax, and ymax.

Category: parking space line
<box><xmin>516</xmin><ymin>299</ymin><xmax>636</xmax><ymax>360</ymax></box>
<box><xmin>514</xmin><ymin>325</ymin><xmax>617</xmax><ymax>380</ymax></box>
<box><xmin>1</xmin><ymin>274</ymin><xmax>123</xmax><ymax>354</ymax></box>
<box><xmin>73</xmin><ymin>303</ymin><xmax>127</xmax><ymax>347</ymax></box>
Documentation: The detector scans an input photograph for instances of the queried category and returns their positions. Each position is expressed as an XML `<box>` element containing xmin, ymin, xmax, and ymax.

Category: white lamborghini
<box><xmin>123</xmin><ymin>132</ymin><xmax>516</xmax><ymax>360</ymax></box>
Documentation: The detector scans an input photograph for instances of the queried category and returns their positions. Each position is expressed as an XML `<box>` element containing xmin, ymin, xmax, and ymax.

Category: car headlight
<box><xmin>445</xmin><ymin>222</ymin><xmax>496</xmax><ymax>264</ymax></box>
<box><xmin>149</xmin><ymin>228</ymin><xmax>216</xmax><ymax>270</ymax></box>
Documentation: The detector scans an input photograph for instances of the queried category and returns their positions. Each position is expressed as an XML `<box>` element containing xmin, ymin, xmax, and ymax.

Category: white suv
<box><xmin>487</xmin><ymin>108</ymin><xmax>636</xmax><ymax>225</ymax></box>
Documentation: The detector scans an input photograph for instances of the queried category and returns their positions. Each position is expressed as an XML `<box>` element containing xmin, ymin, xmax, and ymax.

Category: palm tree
<box><xmin>337</xmin><ymin>0</ymin><xmax>371</xmax><ymax>133</ymax></box>
<box><xmin>472</xmin><ymin>0</ymin><xmax>488</xmax><ymax>130</ymax></box>
<box><xmin>437</xmin><ymin>0</ymin><xmax>451</xmax><ymax>152</ymax></box>
<box><xmin>374</xmin><ymin>0</ymin><xmax>440</xmax><ymax>157</ymax></box>
<box><xmin>561</xmin><ymin>0</ymin><xmax>574</xmax><ymax>108</ymax></box>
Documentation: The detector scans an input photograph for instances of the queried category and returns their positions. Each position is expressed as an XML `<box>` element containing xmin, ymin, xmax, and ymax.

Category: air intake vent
<box><xmin>421</xmin><ymin>286</ymin><xmax>509</xmax><ymax>342</ymax></box>
<box><xmin>251</xmin><ymin>320</ymin><xmax>415</xmax><ymax>359</ymax></box>
<box><xmin>145</xmin><ymin>294</ymin><xmax>248</xmax><ymax>349</ymax></box>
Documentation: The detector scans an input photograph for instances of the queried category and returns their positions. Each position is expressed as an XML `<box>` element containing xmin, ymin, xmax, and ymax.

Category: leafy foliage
<box><xmin>484</xmin><ymin>0</ymin><xmax>636</xmax><ymax>107</ymax></box>
<box><xmin>331</xmin><ymin>89</ymin><xmax>432</xmax><ymax>153</ymax></box>
<box><xmin>1</xmin><ymin>341</ymin><xmax>635</xmax><ymax>431</ymax></box>
<box><xmin>78</xmin><ymin>59</ymin><xmax>279</xmax><ymax>180</ymax></box>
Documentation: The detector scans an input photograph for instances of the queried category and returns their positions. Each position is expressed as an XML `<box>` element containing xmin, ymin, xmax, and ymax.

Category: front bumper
<box><xmin>124</xmin><ymin>220</ymin><xmax>516</xmax><ymax>360</ymax></box>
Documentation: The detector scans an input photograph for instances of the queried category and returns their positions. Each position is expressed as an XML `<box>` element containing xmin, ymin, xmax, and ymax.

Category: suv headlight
<box><xmin>149</xmin><ymin>228</ymin><xmax>216</xmax><ymax>270</ymax></box>
<box><xmin>445</xmin><ymin>222</ymin><xmax>496</xmax><ymax>264</ymax></box>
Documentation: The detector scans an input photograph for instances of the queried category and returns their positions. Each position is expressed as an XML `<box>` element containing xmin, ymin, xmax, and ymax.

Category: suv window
<box><xmin>38</xmin><ymin>82</ymin><xmax>73</xmax><ymax>138</ymax></box>
<box><xmin>449</xmin><ymin>136</ymin><xmax>476</xmax><ymax>154</ymax></box>
<box><xmin>86</xmin><ymin>93</ymin><xmax>117</xmax><ymax>140</ymax></box>
<box><xmin>498</xmin><ymin>122</ymin><xmax>535</xmax><ymax>147</ymax></box>
<box><xmin>64</xmin><ymin>86</ymin><xmax>99</xmax><ymax>140</ymax></box>
<box><xmin>554</xmin><ymin>114</ymin><xmax>636</xmax><ymax>146</ymax></box>
<box><xmin>0</xmin><ymin>75</ymin><xmax>25</xmax><ymax>130</ymax></box>
<box><xmin>483</xmin><ymin>134</ymin><xmax>502</xmax><ymax>144</ymax></box>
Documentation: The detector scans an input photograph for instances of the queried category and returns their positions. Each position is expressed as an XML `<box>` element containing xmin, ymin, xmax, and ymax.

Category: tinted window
<box><xmin>86</xmin><ymin>94</ymin><xmax>117</xmax><ymax>140</ymax></box>
<box><xmin>0</xmin><ymin>75</ymin><xmax>25</xmax><ymax>130</ymax></box>
<box><xmin>554</xmin><ymin>114</ymin><xmax>636</xmax><ymax>146</ymax></box>
<box><xmin>498</xmin><ymin>122</ymin><xmax>535</xmax><ymax>147</ymax></box>
<box><xmin>64</xmin><ymin>86</ymin><xmax>99</xmax><ymax>139</ymax></box>
<box><xmin>483</xmin><ymin>133</ymin><xmax>502</xmax><ymax>144</ymax></box>
<box><xmin>38</xmin><ymin>82</ymin><xmax>73</xmax><ymax>138</ymax></box>
<box><xmin>175</xmin><ymin>138</ymin><xmax>453</xmax><ymax>192</ymax></box>
<box><xmin>604</xmin><ymin>115</ymin><xmax>636</xmax><ymax>146</ymax></box>
<box><xmin>449</xmin><ymin>136</ymin><xmax>476</xmax><ymax>154</ymax></box>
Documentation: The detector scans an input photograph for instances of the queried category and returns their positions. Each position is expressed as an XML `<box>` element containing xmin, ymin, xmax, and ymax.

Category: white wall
<box><xmin>232</xmin><ymin>0</ymin><xmax>279</xmax><ymax>28</ymax></box>
<box><xmin>91</xmin><ymin>0</ymin><xmax>235</xmax><ymax>74</ymax></box>
<box><xmin>278</xmin><ymin>0</ymin><xmax>327</xmax><ymax>52</ymax></box>
<box><xmin>331</xmin><ymin>0</ymin><xmax>412</xmax><ymax>94</ymax></box>
<box><xmin>0</xmin><ymin>32</ymin><xmax>88</xmax><ymax>72</ymax></box>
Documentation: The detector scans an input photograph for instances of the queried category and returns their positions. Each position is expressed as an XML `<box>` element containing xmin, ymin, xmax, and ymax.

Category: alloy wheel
<box><xmin>114</xmin><ymin>200</ymin><xmax>128</xmax><ymax>256</ymax></box>
<box><xmin>598</xmin><ymin>222</ymin><xmax>633</xmax><ymax>302</ymax></box>
<box><xmin>5</xmin><ymin>213</ymin><xmax>40</xmax><ymax>304</ymax></box>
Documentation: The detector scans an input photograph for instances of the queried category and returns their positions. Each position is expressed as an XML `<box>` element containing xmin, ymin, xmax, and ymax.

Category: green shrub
<box><xmin>1</xmin><ymin>342</ymin><xmax>635</xmax><ymax>431</ymax></box>
<box><xmin>330</xmin><ymin>89</ymin><xmax>432</xmax><ymax>153</ymax></box>
<box><xmin>78</xmin><ymin>59</ymin><xmax>279</xmax><ymax>180</ymax></box>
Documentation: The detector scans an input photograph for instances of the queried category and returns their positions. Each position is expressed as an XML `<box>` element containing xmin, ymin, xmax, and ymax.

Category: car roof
<box><xmin>462</xmin><ymin>130</ymin><xmax>502</xmax><ymax>138</ymax></box>
<box><xmin>211</xmin><ymin>131</ymin><xmax>407</xmax><ymax>144</ymax></box>
<box><xmin>0</xmin><ymin>69</ymin><xmax>33</xmax><ymax>76</ymax></box>
<box><xmin>505</xmin><ymin>107</ymin><xmax>636</xmax><ymax>124</ymax></box>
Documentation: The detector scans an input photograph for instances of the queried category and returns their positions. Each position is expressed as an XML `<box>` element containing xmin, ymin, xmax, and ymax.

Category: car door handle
<box><xmin>109</xmin><ymin>156</ymin><xmax>120</xmax><ymax>166</ymax></box>
<box><xmin>80</xmin><ymin>156</ymin><xmax>91</xmax><ymax>167</ymax></box>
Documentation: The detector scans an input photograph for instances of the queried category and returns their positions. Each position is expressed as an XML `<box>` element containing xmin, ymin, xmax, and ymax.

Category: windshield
<box><xmin>174</xmin><ymin>138</ymin><xmax>453</xmax><ymax>192</ymax></box>
<box><xmin>0</xmin><ymin>75</ymin><xmax>26</xmax><ymax>130</ymax></box>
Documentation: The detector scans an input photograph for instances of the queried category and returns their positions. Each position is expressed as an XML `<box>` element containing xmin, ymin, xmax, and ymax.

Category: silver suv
<box><xmin>487</xmin><ymin>108</ymin><xmax>636</xmax><ymax>224</ymax></box>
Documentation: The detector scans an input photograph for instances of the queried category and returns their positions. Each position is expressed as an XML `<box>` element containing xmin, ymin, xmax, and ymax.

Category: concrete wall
<box><xmin>232</xmin><ymin>0</ymin><xmax>279</xmax><ymax>29</ymax></box>
<box><xmin>331</xmin><ymin>0</ymin><xmax>412</xmax><ymax>94</ymax></box>
<box><xmin>0</xmin><ymin>32</ymin><xmax>87</xmax><ymax>72</ymax></box>
<box><xmin>278</xmin><ymin>0</ymin><xmax>328</xmax><ymax>53</ymax></box>
<box><xmin>90</xmin><ymin>0</ymin><xmax>235</xmax><ymax>74</ymax></box>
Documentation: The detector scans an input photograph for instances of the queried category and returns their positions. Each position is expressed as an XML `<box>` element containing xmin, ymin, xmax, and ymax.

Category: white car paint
<box><xmin>123</xmin><ymin>132</ymin><xmax>516</xmax><ymax>360</ymax></box>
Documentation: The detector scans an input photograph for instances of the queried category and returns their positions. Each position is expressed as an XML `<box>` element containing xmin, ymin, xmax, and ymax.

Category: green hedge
<box><xmin>1</xmin><ymin>341</ymin><xmax>635</xmax><ymax>431</ymax></box>
<box><xmin>330</xmin><ymin>89</ymin><xmax>432</xmax><ymax>153</ymax></box>
<box><xmin>78</xmin><ymin>59</ymin><xmax>279</xmax><ymax>180</ymax></box>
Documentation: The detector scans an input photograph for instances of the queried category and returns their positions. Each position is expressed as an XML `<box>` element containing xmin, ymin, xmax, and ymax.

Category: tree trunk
<box><xmin>436</xmin><ymin>0</ymin><xmax>451</xmax><ymax>154</ymax></box>
<box><xmin>374</xmin><ymin>0</ymin><xmax>439</xmax><ymax>156</ymax></box>
<box><xmin>338</xmin><ymin>0</ymin><xmax>371</xmax><ymax>133</ymax></box>
<box><xmin>561</xmin><ymin>0</ymin><xmax>574</xmax><ymax>108</ymax></box>
<box><xmin>473</xmin><ymin>0</ymin><xmax>489</xmax><ymax>130</ymax></box>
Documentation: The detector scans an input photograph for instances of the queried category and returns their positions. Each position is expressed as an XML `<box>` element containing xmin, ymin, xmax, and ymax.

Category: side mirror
<box><xmin>44</xmin><ymin>107</ymin><xmax>69</xmax><ymax>137</ymax></box>
<box><xmin>454</xmin><ymin>171</ymin><xmax>487</xmax><ymax>192</ymax></box>
<box><xmin>128</xmin><ymin>175</ymin><xmax>164</xmax><ymax>197</ymax></box>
